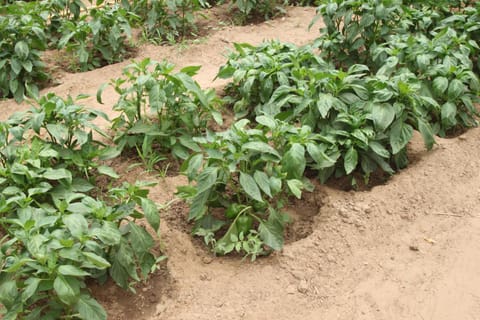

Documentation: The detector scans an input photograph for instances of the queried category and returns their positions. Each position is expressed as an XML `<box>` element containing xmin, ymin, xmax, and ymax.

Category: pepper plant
<box><xmin>0</xmin><ymin>93</ymin><xmax>163</xmax><ymax>319</ymax></box>
<box><xmin>98</xmin><ymin>58</ymin><xmax>222</xmax><ymax>161</ymax></box>
<box><xmin>0</xmin><ymin>5</ymin><xmax>49</xmax><ymax>102</ymax></box>
<box><xmin>177</xmin><ymin>117</ymin><xmax>345</xmax><ymax>258</ymax></box>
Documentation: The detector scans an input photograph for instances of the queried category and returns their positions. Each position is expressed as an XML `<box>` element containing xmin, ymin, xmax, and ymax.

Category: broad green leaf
<box><xmin>196</xmin><ymin>167</ymin><xmax>218</xmax><ymax>194</ymax></box>
<box><xmin>82</xmin><ymin>252</ymin><xmax>111</xmax><ymax>269</ymax></box>
<box><xmin>141</xmin><ymin>198</ymin><xmax>160</xmax><ymax>232</ymax></box>
<box><xmin>286</xmin><ymin>179</ymin><xmax>303</xmax><ymax>199</ymax></box>
<box><xmin>282</xmin><ymin>143</ymin><xmax>305</xmax><ymax>179</ymax></box>
<box><xmin>188</xmin><ymin>190</ymin><xmax>209</xmax><ymax>221</ymax></box>
<box><xmin>371</xmin><ymin>103</ymin><xmax>395</xmax><ymax>131</ymax></box>
<box><xmin>46</xmin><ymin>123</ymin><xmax>68</xmax><ymax>144</ymax></box>
<box><xmin>22</xmin><ymin>278</ymin><xmax>41</xmax><ymax>302</ymax></box>
<box><xmin>306</xmin><ymin>143</ymin><xmax>337</xmax><ymax>169</ymax></box>
<box><xmin>242</xmin><ymin>141</ymin><xmax>280</xmax><ymax>158</ymax></box>
<box><xmin>255</xmin><ymin>115</ymin><xmax>276</xmax><ymax>129</ymax></box>
<box><xmin>75</xmin><ymin>294</ymin><xmax>107</xmax><ymax>320</ymax></box>
<box><xmin>239</xmin><ymin>172</ymin><xmax>263</xmax><ymax>202</ymax></box>
<box><xmin>441</xmin><ymin>102</ymin><xmax>457</xmax><ymax>127</ymax></box>
<box><xmin>418</xmin><ymin>119</ymin><xmax>435</xmax><ymax>150</ymax></box>
<box><xmin>390</xmin><ymin>120</ymin><xmax>413</xmax><ymax>155</ymax></box>
<box><xmin>97</xmin><ymin>165</ymin><xmax>119</xmax><ymax>179</ymax></box>
<box><xmin>214</xmin><ymin>218</ymin><xmax>239</xmax><ymax>255</ymax></box>
<box><xmin>43</xmin><ymin>168</ymin><xmax>72</xmax><ymax>182</ymax></box>
<box><xmin>128</xmin><ymin>222</ymin><xmax>154</xmax><ymax>253</ymax></box>
<box><xmin>0</xmin><ymin>280</ymin><xmax>18</xmax><ymax>308</ymax></box>
<box><xmin>53</xmin><ymin>275</ymin><xmax>80</xmax><ymax>305</ymax></box>
<box><xmin>432</xmin><ymin>77</ymin><xmax>448</xmax><ymax>96</ymax></box>
<box><xmin>253</xmin><ymin>171</ymin><xmax>272</xmax><ymax>198</ymax></box>
<box><xmin>63</xmin><ymin>214</ymin><xmax>88</xmax><ymax>239</ymax></box>
<box><xmin>258</xmin><ymin>209</ymin><xmax>285</xmax><ymax>251</ymax></box>
<box><xmin>344</xmin><ymin>147</ymin><xmax>358</xmax><ymax>175</ymax></box>
<box><xmin>90</xmin><ymin>221</ymin><xmax>121</xmax><ymax>245</ymax></box>
<box><xmin>447</xmin><ymin>79</ymin><xmax>464</xmax><ymax>101</ymax></box>
<box><xmin>14</xmin><ymin>41</ymin><xmax>29</xmax><ymax>59</ymax></box>
<box><xmin>369</xmin><ymin>141</ymin><xmax>389</xmax><ymax>158</ymax></box>
<box><xmin>317</xmin><ymin>93</ymin><xmax>335</xmax><ymax>118</ymax></box>
<box><xmin>58</xmin><ymin>265</ymin><xmax>90</xmax><ymax>277</ymax></box>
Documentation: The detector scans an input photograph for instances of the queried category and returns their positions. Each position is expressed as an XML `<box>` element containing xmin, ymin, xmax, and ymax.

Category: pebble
<box><xmin>202</xmin><ymin>256</ymin><xmax>214</xmax><ymax>264</ymax></box>
<box><xmin>297</xmin><ymin>280</ymin><xmax>309</xmax><ymax>294</ymax></box>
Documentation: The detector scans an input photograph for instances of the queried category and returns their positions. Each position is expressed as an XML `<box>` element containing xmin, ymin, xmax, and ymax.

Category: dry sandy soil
<box><xmin>2</xmin><ymin>6</ymin><xmax>480</xmax><ymax>320</ymax></box>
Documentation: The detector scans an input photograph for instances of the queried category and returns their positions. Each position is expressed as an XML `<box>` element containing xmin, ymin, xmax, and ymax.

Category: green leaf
<box><xmin>90</xmin><ymin>221</ymin><xmax>121</xmax><ymax>245</ymax></box>
<box><xmin>447</xmin><ymin>79</ymin><xmax>464</xmax><ymax>101</ymax></box>
<box><xmin>58</xmin><ymin>265</ymin><xmax>90</xmax><ymax>277</ymax></box>
<box><xmin>239</xmin><ymin>172</ymin><xmax>263</xmax><ymax>202</ymax></box>
<box><xmin>46</xmin><ymin>123</ymin><xmax>68</xmax><ymax>144</ymax></box>
<box><xmin>75</xmin><ymin>294</ymin><xmax>107</xmax><ymax>320</ymax></box>
<box><xmin>282</xmin><ymin>143</ymin><xmax>305</xmax><ymax>179</ymax></box>
<box><xmin>53</xmin><ymin>275</ymin><xmax>80</xmax><ymax>305</ymax></box>
<box><xmin>14</xmin><ymin>41</ymin><xmax>29</xmax><ymax>59</ymax></box>
<box><xmin>82</xmin><ymin>252</ymin><xmax>111</xmax><ymax>269</ymax></box>
<box><xmin>97</xmin><ymin>165</ymin><xmax>119</xmax><ymax>179</ymax></box>
<box><xmin>371</xmin><ymin>103</ymin><xmax>395</xmax><ymax>131</ymax></box>
<box><xmin>432</xmin><ymin>77</ymin><xmax>448</xmax><ymax>96</ymax></box>
<box><xmin>141</xmin><ymin>198</ymin><xmax>160</xmax><ymax>232</ymax></box>
<box><xmin>63</xmin><ymin>213</ymin><xmax>88</xmax><ymax>239</ymax></box>
<box><xmin>441</xmin><ymin>102</ymin><xmax>457</xmax><ymax>127</ymax></box>
<box><xmin>306</xmin><ymin>143</ymin><xmax>338</xmax><ymax>169</ymax></box>
<box><xmin>128</xmin><ymin>222</ymin><xmax>154</xmax><ymax>253</ymax></box>
<box><xmin>253</xmin><ymin>171</ymin><xmax>272</xmax><ymax>198</ymax></box>
<box><xmin>96</xmin><ymin>83</ymin><xmax>108</xmax><ymax>104</ymax></box>
<box><xmin>390</xmin><ymin>120</ymin><xmax>413</xmax><ymax>155</ymax></box>
<box><xmin>43</xmin><ymin>168</ymin><xmax>72</xmax><ymax>183</ymax></box>
<box><xmin>316</xmin><ymin>93</ymin><xmax>335</xmax><ymax>118</ymax></box>
<box><xmin>286</xmin><ymin>179</ymin><xmax>303</xmax><ymax>199</ymax></box>
<box><xmin>369</xmin><ymin>141</ymin><xmax>389</xmax><ymax>158</ymax></box>
<box><xmin>418</xmin><ymin>119</ymin><xmax>435</xmax><ymax>150</ymax></box>
<box><xmin>344</xmin><ymin>146</ymin><xmax>358</xmax><ymax>175</ymax></box>
<box><xmin>242</xmin><ymin>141</ymin><xmax>280</xmax><ymax>158</ymax></box>
<box><xmin>22</xmin><ymin>278</ymin><xmax>41</xmax><ymax>302</ymax></box>
<box><xmin>255</xmin><ymin>115</ymin><xmax>276</xmax><ymax>129</ymax></box>
<box><xmin>196</xmin><ymin>167</ymin><xmax>218</xmax><ymax>194</ymax></box>
<box><xmin>258</xmin><ymin>209</ymin><xmax>285</xmax><ymax>251</ymax></box>
<box><xmin>0</xmin><ymin>280</ymin><xmax>18</xmax><ymax>309</ymax></box>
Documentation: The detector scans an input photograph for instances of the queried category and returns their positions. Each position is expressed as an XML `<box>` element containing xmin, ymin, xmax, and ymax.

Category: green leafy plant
<box><xmin>0</xmin><ymin>6</ymin><xmax>49</xmax><ymax>102</ymax></box>
<box><xmin>178</xmin><ymin>117</ymin><xmax>338</xmax><ymax>258</ymax></box>
<box><xmin>98</xmin><ymin>58</ymin><xmax>222</xmax><ymax>160</ymax></box>
<box><xmin>231</xmin><ymin>0</ymin><xmax>285</xmax><ymax>24</ymax></box>
<box><xmin>0</xmin><ymin>93</ymin><xmax>163</xmax><ymax>319</ymax></box>
<box><xmin>58</xmin><ymin>4</ymin><xmax>135</xmax><ymax>72</ymax></box>
<box><xmin>120</xmin><ymin>0</ymin><xmax>203</xmax><ymax>43</ymax></box>
<box><xmin>6</xmin><ymin>93</ymin><xmax>119</xmax><ymax>178</ymax></box>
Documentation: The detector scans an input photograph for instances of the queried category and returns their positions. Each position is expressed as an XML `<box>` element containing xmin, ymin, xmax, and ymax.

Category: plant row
<box><xmin>0</xmin><ymin>94</ymin><xmax>163</xmax><ymax>319</ymax></box>
<box><xmin>0</xmin><ymin>0</ymin><xmax>289</xmax><ymax>102</ymax></box>
<box><xmin>182</xmin><ymin>1</ymin><xmax>480</xmax><ymax>256</ymax></box>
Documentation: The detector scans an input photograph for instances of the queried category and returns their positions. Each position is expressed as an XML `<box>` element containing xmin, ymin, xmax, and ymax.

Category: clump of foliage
<box><xmin>311</xmin><ymin>0</ymin><xmax>480</xmax><ymax>135</ymax></box>
<box><xmin>179</xmin><ymin>117</ymin><xmax>324</xmax><ymax>259</ymax></box>
<box><xmin>97</xmin><ymin>58</ymin><xmax>222</xmax><ymax>162</ymax></box>
<box><xmin>217</xmin><ymin>41</ymin><xmax>437</xmax><ymax>183</ymax></box>
<box><xmin>0</xmin><ymin>93</ymin><xmax>163</xmax><ymax>319</ymax></box>
<box><xmin>58</xmin><ymin>4</ymin><xmax>136</xmax><ymax>72</ymax></box>
<box><xmin>230</xmin><ymin>0</ymin><xmax>286</xmax><ymax>24</ymax></box>
<box><xmin>0</xmin><ymin>2</ymin><xmax>49</xmax><ymax>102</ymax></box>
<box><xmin>119</xmin><ymin>0</ymin><xmax>204</xmax><ymax>43</ymax></box>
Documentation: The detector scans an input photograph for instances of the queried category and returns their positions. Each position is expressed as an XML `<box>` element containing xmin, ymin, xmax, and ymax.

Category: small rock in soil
<box><xmin>297</xmin><ymin>280</ymin><xmax>309</xmax><ymax>294</ymax></box>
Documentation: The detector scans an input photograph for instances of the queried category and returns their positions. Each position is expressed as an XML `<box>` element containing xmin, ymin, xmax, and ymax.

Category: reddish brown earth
<box><xmin>2</xmin><ymin>6</ymin><xmax>480</xmax><ymax>320</ymax></box>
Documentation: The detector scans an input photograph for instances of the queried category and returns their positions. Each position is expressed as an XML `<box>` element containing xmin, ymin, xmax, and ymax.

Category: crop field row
<box><xmin>0</xmin><ymin>0</ymin><xmax>479</xmax><ymax>319</ymax></box>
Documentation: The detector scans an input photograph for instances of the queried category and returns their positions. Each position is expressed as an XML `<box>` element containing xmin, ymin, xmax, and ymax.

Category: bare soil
<box><xmin>2</xmin><ymin>6</ymin><xmax>480</xmax><ymax>320</ymax></box>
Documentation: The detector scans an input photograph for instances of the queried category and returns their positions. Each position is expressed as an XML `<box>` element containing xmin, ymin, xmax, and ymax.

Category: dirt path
<box><xmin>1</xmin><ymin>7</ymin><xmax>480</xmax><ymax>320</ymax></box>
